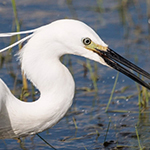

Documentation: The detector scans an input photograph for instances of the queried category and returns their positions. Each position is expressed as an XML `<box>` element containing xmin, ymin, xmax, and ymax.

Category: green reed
<box><xmin>86</xmin><ymin>59</ymin><xmax>98</xmax><ymax>92</ymax></box>
<box><xmin>11</xmin><ymin>0</ymin><xmax>28</xmax><ymax>92</ymax></box>
<box><xmin>105</xmin><ymin>72</ymin><xmax>119</xmax><ymax>112</ymax></box>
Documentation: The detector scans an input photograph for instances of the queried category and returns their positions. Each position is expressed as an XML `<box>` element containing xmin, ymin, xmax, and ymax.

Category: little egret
<box><xmin>0</xmin><ymin>19</ymin><xmax>150</xmax><ymax>139</ymax></box>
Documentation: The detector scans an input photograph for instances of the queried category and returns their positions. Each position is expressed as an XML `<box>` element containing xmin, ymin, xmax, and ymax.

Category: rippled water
<box><xmin>0</xmin><ymin>0</ymin><xmax>150</xmax><ymax>149</ymax></box>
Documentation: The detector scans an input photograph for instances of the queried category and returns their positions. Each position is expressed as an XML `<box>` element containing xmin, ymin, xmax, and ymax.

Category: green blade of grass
<box><xmin>86</xmin><ymin>59</ymin><xmax>98</xmax><ymax>92</ymax></box>
<box><xmin>105</xmin><ymin>72</ymin><xmax>119</xmax><ymax>112</ymax></box>
<box><xmin>103</xmin><ymin>118</ymin><xmax>111</xmax><ymax>143</ymax></box>
<box><xmin>11</xmin><ymin>0</ymin><xmax>20</xmax><ymax>40</ymax></box>
<box><xmin>11</xmin><ymin>0</ymin><xmax>28</xmax><ymax>91</ymax></box>
<box><xmin>135</xmin><ymin>125</ymin><xmax>143</xmax><ymax>150</ymax></box>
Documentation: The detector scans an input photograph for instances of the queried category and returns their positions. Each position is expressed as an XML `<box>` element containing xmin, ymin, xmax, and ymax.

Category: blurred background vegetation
<box><xmin>0</xmin><ymin>0</ymin><xmax>150</xmax><ymax>149</ymax></box>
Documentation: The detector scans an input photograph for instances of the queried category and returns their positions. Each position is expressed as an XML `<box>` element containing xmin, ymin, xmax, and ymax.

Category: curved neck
<box><xmin>8</xmin><ymin>52</ymin><xmax>75</xmax><ymax>137</ymax></box>
<box><xmin>21</xmin><ymin>53</ymin><xmax>75</xmax><ymax>105</ymax></box>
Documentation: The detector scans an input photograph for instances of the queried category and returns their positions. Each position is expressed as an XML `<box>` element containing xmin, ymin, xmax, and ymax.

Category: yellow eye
<box><xmin>82</xmin><ymin>37</ymin><xmax>91</xmax><ymax>45</ymax></box>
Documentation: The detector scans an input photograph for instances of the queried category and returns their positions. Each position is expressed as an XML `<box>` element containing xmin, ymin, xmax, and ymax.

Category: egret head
<box><xmin>43</xmin><ymin>19</ymin><xmax>108</xmax><ymax>65</ymax></box>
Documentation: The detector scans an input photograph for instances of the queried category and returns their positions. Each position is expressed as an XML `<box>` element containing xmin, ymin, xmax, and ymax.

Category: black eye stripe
<box><xmin>82</xmin><ymin>37</ymin><xmax>91</xmax><ymax>45</ymax></box>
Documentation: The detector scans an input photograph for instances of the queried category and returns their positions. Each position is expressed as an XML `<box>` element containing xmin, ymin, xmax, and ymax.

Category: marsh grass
<box><xmin>103</xmin><ymin>119</ymin><xmax>111</xmax><ymax>143</ymax></box>
<box><xmin>72</xmin><ymin>117</ymin><xmax>78</xmax><ymax>129</ymax></box>
<box><xmin>135</xmin><ymin>125</ymin><xmax>143</xmax><ymax>150</ymax></box>
<box><xmin>11</xmin><ymin>0</ymin><xmax>28</xmax><ymax>94</ymax></box>
<box><xmin>105</xmin><ymin>72</ymin><xmax>119</xmax><ymax>112</ymax></box>
<box><xmin>0</xmin><ymin>54</ymin><xmax>5</xmax><ymax>68</ymax></box>
<box><xmin>86</xmin><ymin>59</ymin><xmax>98</xmax><ymax>92</ymax></box>
<box><xmin>136</xmin><ymin>79</ymin><xmax>150</xmax><ymax>113</ymax></box>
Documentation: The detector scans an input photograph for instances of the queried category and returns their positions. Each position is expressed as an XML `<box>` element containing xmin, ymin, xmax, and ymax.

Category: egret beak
<box><xmin>85</xmin><ymin>41</ymin><xmax>150</xmax><ymax>90</ymax></box>
<box><xmin>96</xmin><ymin>47</ymin><xmax>150</xmax><ymax>90</ymax></box>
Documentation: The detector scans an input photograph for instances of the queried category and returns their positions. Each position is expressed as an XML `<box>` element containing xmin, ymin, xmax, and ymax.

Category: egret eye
<box><xmin>82</xmin><ymin>37</ymin><xmax>91</xmax><ymax>45</ymax></box>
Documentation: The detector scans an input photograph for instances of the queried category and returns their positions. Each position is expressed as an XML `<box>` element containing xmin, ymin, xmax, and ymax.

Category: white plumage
<box><xmin>0</xmin><ymin>19</ymin><xmax>150</xmax><ymax>139</ymax></box>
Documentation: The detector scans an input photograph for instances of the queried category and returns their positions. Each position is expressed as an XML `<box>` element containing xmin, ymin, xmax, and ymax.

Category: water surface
<box><xmin>0</xmin><ymin>0</ymin><xmax>150</xmax><ymax>149</ymax></box>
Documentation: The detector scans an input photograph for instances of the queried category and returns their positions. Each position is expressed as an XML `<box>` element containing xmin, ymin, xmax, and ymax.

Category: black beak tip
<box><xmin>99</xmin><ymin>47</ymin><xmax>150</xmax><ymax>90</ymax></box>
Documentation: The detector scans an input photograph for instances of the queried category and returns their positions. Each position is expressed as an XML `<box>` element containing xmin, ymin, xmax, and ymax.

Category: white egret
<box><xmin>0</xmin><ymin>19</ymin><xmax>150</xmax><ymax>139</ymax></box>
